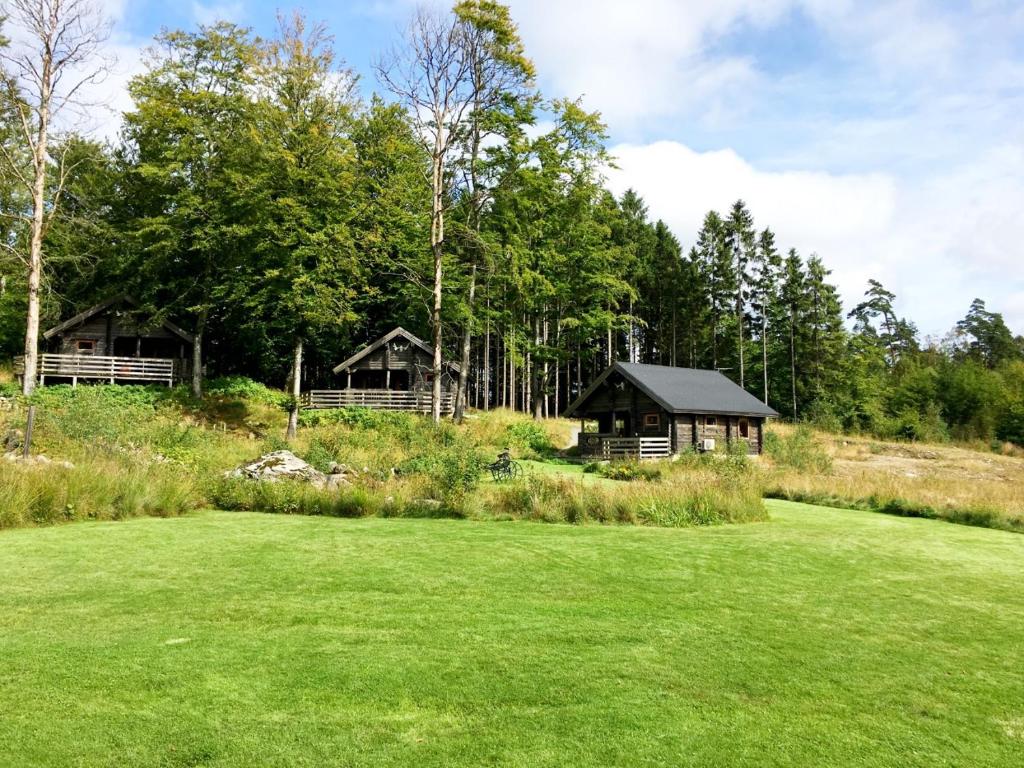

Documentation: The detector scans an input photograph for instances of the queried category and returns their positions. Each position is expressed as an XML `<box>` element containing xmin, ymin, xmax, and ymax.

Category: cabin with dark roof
<box><xmin>302</xmin><ymin>327</ymin><xmax>460</xmax><ymax>414</ymax></box>
<box><xmin>563</xmin><ymin>362</ymin><xmax>779</xmax><ymax>458</ymax></box>
<box><xmin>14</xmin><ymin>295</ymin><xmax>194</xmax><ymax>387</ymax></box>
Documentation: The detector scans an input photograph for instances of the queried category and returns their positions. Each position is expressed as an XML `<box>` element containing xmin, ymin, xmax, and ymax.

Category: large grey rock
<box><xmin>228</xmin><ymin>450</ymin><xmax>352</xmax><ymax>489</ymax></box>
<box><xmin>228</xmin><ymin>450</ymin><xmax>325</xmax><ymax>483</ymax></box>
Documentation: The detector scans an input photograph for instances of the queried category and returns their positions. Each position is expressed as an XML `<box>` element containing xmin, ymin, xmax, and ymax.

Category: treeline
<box><xmin>0</xmin><ymin>1</ymin><xmax>1021</xmax><ymax>444</ymax></box>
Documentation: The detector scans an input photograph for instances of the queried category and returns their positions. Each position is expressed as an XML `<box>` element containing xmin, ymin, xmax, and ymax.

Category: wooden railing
<box><xmin>13</xmin><ymin>354</ymin><xmax>187</xmax><ymax>386</ymax></box>
<box><xmin>579</xmin><ymin>433</ymin><xmax>672</xmax><ymax>459</ymax></box>
<box><xmin>302</xmin><ymin>389</ymin><xmax>455</xmax><ymax>414</ymax></box>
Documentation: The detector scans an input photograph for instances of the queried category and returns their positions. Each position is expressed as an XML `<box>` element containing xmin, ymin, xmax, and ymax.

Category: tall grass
<box><xmin>0</xmin><ymin>460</ymin><xmax>198</xmax><ymax>528</ymax></box>
<box><xmin>485</xmin><ymin>472</ymin><xmax>766</xmax><ymax>527</ymax></box>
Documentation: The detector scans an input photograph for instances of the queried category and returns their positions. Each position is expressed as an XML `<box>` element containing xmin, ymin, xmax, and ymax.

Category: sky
<box><xmin>36</xmin><ymin>0</ymin><xmax>1024</xmax><ymax>336</ymax></box>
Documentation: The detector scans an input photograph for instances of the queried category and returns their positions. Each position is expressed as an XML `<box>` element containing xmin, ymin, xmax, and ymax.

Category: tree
<box><xmin>376</xmin><ymin>6</ymin><xmax>477</xmax><ymax>424</ymax></box>
<box><xmin>122</xmin><ymin>22</ymin><xmax>258</xmax><ymax>397</ymax></box>
<box><xmin>778</xmin><ymin>249</ymin><xmax>806</xmax><ymax>418</ymax></box>
<box><xmin>0</xmin><ymin>0</ymin><xmax>111</xmax><ymax>394</ymax></box>
<box><xmin>449</xmin><ymin>0</ymin><xmax>534</xmax><ymax>421</ymax></box>
<box><xmin>848</xmin><ymin>279</ymin><xmax>917</xmax><ymax>368</ymax></box>
<box><xmin>725</xmin><ymin>200</ymin><xmax>755</xmax><ymax>389</ymax></box>
<box><xmin>955</xmin><ymin>298</ymin><xmax>1019</xmax><ymax>369</ymax></box>
<box><xmin>242</xmin><ymin>14</ymin><xmax>362</xmax><ymax>439</ymax></box>
<box><xmin>749</xmin><ymin>227</ymin><xmax>781</xmax><ymax>404</ymax></box>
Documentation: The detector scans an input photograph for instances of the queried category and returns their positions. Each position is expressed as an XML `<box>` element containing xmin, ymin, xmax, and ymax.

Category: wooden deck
<box><xmin>578</xmin><ymin>433</ymin><xmax>672</xmax><ymax>459</ymax></box>
<box><xmin>302</xmin><ymin>389</ymin><xmax>455</xmax><ymax>414</ymax></box>
<box><xmin>14</xmin><ymin>354</ymin><xmax>188</xmax><ymax>386</ymax></box>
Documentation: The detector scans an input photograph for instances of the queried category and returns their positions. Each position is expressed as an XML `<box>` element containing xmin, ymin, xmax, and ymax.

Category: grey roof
<box><xmin>564</xmin><ymin>362</ymin><xmax>779</xmax><ymax>418</ymax></box>
<box><xmin>43</xmin><ymin>294</ymin><xmax>195</xmax><ymax>344</ymax></box>
<box><xmin>332</xmin><ymin>327</ymin><xmax>461</xmax><ymax>375</ymax></box>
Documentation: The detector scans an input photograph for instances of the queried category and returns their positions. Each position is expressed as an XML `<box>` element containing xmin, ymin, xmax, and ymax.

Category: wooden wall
<box><xmin>53</xmin><ymin>310</ymin><xmax>183</xmax><ymax>358</ymax></box>
<box><xmin>346</xmin><ymin>341</ymin><xmax>456</xmax><ymax>392</ymax></box>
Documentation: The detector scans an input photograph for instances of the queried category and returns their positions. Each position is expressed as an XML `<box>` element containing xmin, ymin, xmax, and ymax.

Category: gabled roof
<box><xmin>332</xmin><ymin>326</ymin><xmax>461</xmax><ymax>375</ymax></box>
<box><xmin>564</xmin><ymin>362</ymin><xmax>779</xmax><ymax>418</ymax></box>
<box><xmin>43</xmin><ymin>294</ymin><xmax>195</xmax><ymax>344</ymax></box>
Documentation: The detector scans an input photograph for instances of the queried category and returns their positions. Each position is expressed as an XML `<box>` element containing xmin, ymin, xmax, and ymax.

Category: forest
<box><xmin>0</xmin><ymin>1</ymin><xmax>1022</xmax><ymax>446</ymax></box>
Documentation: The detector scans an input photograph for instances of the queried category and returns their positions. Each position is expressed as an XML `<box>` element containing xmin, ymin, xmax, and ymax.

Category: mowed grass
<box><xmin>1</xmin><ymin>503</ymin><xmax>1023</xmax><ymax>767</ymax></box>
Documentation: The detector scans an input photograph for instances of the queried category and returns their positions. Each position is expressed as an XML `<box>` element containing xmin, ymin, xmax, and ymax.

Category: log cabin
<box><xmin>303</xmin><ymin>327</ymin><xmax>460</xmax><ymax>413</ymax></box>
<box><xmin>563</xmin><ymin>362</ymin><xmax>779</xmax><ymax>458</ymax></box>
<box><xmin>15</xmin><ymin>295</ymin><xmax>194</xmax><ymax>387</ymax></box>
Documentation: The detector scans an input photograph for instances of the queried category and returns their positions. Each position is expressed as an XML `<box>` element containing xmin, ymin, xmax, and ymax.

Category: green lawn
<box><xmin>1</xmin><ymin>503</ymin><xmax>1022</xmax><ymax>767</ymax></box>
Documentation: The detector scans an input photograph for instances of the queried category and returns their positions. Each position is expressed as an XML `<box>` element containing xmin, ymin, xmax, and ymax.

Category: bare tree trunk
<box><xmin>790</xmin><ymin>311</ymin><xmax>797</xmax><ymax>419</ymax></box>
<box><xmin>738</xmin><ymin>291</ymin><xmax>745</xmax><ymax>387</ymax></box>
<box><xmin>191</xmin><ymin>307</ymin><xmax>207</xmax><ymax>398</ymax></box>
<box><xmin>286</xmin><ymin>338</ymin><xmax>303</xmax><ymax>440</ymax></box>
<box><xmin>483</xmin><ymin>291</ymin><xmax>491</xmax><ymax>411</ymax></box>
<box><xmin>762</xmin><ymin>315</ymin><xmax>769</xmax><ymax>405</ymax></box>
<box><xmin>507</xmin><ymin>328</ymin><xmax>514</xmax><ymax>411</ymax></box>
<box><xmin>532</xmin><ymin>314</ymin><xmax>543</xmax><ymax>420</ymax></box>
<box><xmin>453</xmin><ymin>261</ymin><xmax>476</xmax><ymax>421</ymax></box>
<box><xmin>430</xmin><ymin>147</ymin><xmax>444</xmax><ymax>424</ymax></box>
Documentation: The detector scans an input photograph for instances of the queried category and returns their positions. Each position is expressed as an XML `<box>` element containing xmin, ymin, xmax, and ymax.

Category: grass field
<box><xmin>2</xmin><ymin>502</ymin><xmax>1022</xmax><ymax>767</ymax></box>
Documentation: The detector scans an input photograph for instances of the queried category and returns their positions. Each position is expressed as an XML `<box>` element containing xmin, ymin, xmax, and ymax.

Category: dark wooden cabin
<box><xmin>15</xmin><ymin>295</ymin><xmax>194</xmax><ymax>387</ymax></box>
<box><xmin>303</xmin><ymin>327</ymin><xmax>461</xmax><ymax>413</ymax></box>
<box><xmin>563</xmin><ymin>362</ymin><xmax>779</xmax><ymax>458</ymax></box>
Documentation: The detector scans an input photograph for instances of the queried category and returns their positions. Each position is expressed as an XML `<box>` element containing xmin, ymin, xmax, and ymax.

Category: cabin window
<box><xmin>643</xmin><ymin>413</ymin><xmax>660</xmax><ymax>428</ymax></box>
<box><xmin>739</xmin><ymin>418</ymin><xmax>750</xmax><ymax>438</ymax></box>
<box><xmin>705</xmin><ymin>416</ymin><xmax>717</xmax><ymax>427</ymax></box>
<box><xmin>75</xmin><ymin>339</ymin><xmax>95</xmax><ymax>355</ymax></box>
<box><xmin>614</xmin><ymin>418</ymin><xmax>626</xmax><ymax>435</ymax></box>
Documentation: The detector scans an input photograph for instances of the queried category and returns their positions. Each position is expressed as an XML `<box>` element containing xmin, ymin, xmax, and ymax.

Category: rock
<box><xmin>328</xmin><ymin>462</ymin><xmax>350</xmax><ymax>475</ymax></box>
<box><xmin>2</xmin><ymin>429</ymin><xmax>23</xmax><ymax>452</ymax></box>
<box><xmin>227</xmin><ymin>450</ymin><xmax>326</xmax><ymax>484</ymax></box>
<box><xmin>322</xmin><ymin>473</ymin><xmax>352</xmax><ymax>490</ymax></box>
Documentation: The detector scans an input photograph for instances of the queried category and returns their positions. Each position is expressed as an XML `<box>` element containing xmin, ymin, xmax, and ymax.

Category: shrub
<box><xmin>764</xmin><ymin>425</ymin><xmax>832</xmax><ymax>473</ymax></box>
<box><xmin>503</xmin><ymin>421</ymin><xmax>553</xmax><ymax>457</ymax></box>
<box><xmin>595</xmin><ymin>461</ymin><xmax>661</xmax><ymax>482</ymax></box>
<box><xmin>205</xmin><ymin>376</ymin><xmax>289</xmax><ymax>407</ymax></box>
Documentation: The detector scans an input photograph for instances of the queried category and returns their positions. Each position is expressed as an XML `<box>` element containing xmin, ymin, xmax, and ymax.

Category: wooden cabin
<box><xmin>563</xmin><ymin>362</ymin><xmax>779</xmax><ymax>458</ymax></box>
<box><xmin>15</xmin><ymin>295</ymin><xmax>194</xmax><ymax>387</ymax></box>
<box><xmin>303</xmin><ymin>327</ymin><xmax>460</xmax><ymax>413</ymax></box>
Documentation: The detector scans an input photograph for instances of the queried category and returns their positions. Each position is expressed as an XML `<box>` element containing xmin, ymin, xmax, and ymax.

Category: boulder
<box><xmin>228</xmin><ymin>450</ymin><xmax>326</xmax><ymax>484</ymax></box>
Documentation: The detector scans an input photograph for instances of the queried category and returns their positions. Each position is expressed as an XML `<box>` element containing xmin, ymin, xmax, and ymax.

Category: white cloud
<box><xmin>606</xmin><ymin>140</ymin><xmax>1024</xmax><ymax>334</ymax></box>
<box><xmin>192</xmin><ymin>2</ymin><xmax>246</xmax><ymax>26</ymax></box>
<box><xmin>506</xmin><ymin>0</ymin><xmax>790</xmax><ymax>131</ymax></box>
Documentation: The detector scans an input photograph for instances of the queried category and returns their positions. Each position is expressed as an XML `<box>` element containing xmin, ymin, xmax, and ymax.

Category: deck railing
<box><xmin>302</xmin><ymin>389</ymin><xmax>455</xmax><ymax>414</ymax></box>
<box><xmin>13</xmin><ymin>354</ymin><xmax>187</xmax><ymax>386</ymax></box>
<box><xmin>579</xmin><ymin>433</ymin><xmax>672</xmax><ymax>459</ymax></box>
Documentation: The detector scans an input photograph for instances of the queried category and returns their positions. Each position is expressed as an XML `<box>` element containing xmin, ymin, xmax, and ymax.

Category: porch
<box><xmin>301</xmin><ymin>389</ymin><xmax>455</xmax><ymax>414</ymax></box>
<box><xmin>14</xmin><ymin>353</ymin><xmax>189</xmax><ymax>387</ymax></box>
<box><xmin>578</xmin><ymin>433</ymin><xmax>672</xmax><ymax>460</ymax></box>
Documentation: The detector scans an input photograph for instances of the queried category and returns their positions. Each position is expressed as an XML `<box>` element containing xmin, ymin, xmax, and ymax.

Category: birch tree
<box><xmin>0</xmin><ymin>0</ymin><xmax>110</xmax><ymax>394</ymax></box>
<box><xmin>376</xmin><ymin>7</ymin><xmax>476</xmax><ymax>424</ymax></box>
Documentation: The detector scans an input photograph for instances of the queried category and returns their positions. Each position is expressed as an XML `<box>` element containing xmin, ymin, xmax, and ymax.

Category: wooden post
<box><xmin>23</xmin><ymin>405</ymin><xmax>35</xmax><ymax>459</ymax></box>
<box><xmin>347</xmin><ymin>370</ymin><xmax>352</xmax><ymax>390</ymax></box>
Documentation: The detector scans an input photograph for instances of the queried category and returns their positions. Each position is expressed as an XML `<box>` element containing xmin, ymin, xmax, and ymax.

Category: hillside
<box><xmin>1</xmin><ymin>377</ymin><xmax>1022</xmax><ymax>531</ymax></box>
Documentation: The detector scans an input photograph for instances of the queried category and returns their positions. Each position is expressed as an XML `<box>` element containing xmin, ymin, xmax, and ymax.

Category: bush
<box><xmin>205</xmin><ymin>376</ymin><xmax>289</xmax><ymax>407</ymax></box>
<box><xmin>503</xmin><ymin>421</ymin><xmax>553</xmax><ymax>457</ymax></box>
<box><xmin>764</xmin><ymin>425</ymin><xmax>832</xmax><ymax>473</ymax></box>
<box><xmin>398</xmin><ymin>441</ymin><xmax>487</xmax><ymax>505</ymax></box>
<box><xmin>593</xmin><ymin>461</ymin><xmax>661</xmax><ymax>482</ymax></box>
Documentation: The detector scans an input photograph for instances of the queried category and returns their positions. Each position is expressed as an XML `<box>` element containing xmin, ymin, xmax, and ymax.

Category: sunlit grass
<box><xmin>1</xmin><ymin>503</ymin><xmax>1021</xmax><ymax>766</ymax></box>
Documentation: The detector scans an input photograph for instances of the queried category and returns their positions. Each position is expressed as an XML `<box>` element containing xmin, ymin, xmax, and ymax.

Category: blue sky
<box><xmin>96</xmin><ymin>1</ymin><xmax>1024</xmax><ymax>335</ymax></box>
